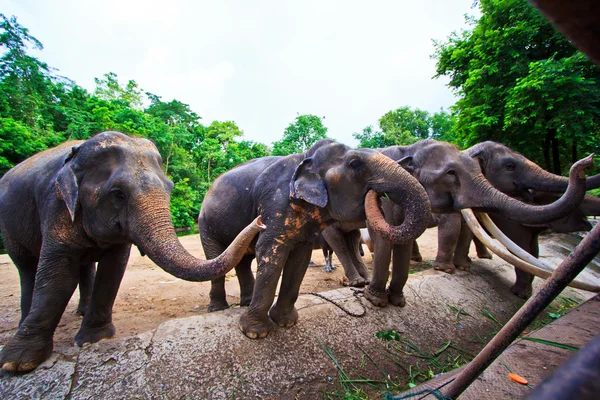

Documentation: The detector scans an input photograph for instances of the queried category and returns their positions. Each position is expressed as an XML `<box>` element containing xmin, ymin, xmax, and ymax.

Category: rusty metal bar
<box><xmin>525</xmin><ymin>329</ymin><xmax>600</xmax><ymax>400</ymax></box>
<box><xmin>442</xmin><ymin>223</ymin><xmax>600</xmax><ymax>399</ymax></box>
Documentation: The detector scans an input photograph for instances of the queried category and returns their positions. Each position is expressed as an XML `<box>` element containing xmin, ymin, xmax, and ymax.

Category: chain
<box><xmin>300</xmin><ymin>288</ymin><xmax>367</xmax><ymax>317</ymax></box>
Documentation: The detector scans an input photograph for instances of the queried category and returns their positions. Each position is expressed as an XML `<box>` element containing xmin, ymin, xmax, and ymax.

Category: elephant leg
<box><xmin>75</xmin><ymin>245</ymin><xmax>131</xmax><ymax>346</ymax></box>
<box><xmin>411</xmin><ymin>240</ymin><xmax>423</xmax><ymax>262</ymax></box>
<box><xmin>269</xmin><ymin>242</ymin><xmax>313</xmax><ymax>328</ymax></box>
<box><xmin>388</xmin><ymin>242</ymin><xmax>412</xmax><ymax>307</ymax></box>
<box><xmin>2</xmin><ymin>235</ymin><xmax>38</xmax><ymax>326</ymax></box>
<box><xmin>1</xmin><ymin>246</ymin><xmax>79</xmax><ymax>372</ymax></box>
<box><xmin>236</xmin><ymin>255</ymin><xmax>256</xmax><ymax>307</ymax></box>
<box><xmin>323</xmin><ymin>227</ymin><xmax>367</xmax><ymax>287</ymax></box>
<box><xmin>323</xmin><ymin>245</ymin><xmax>333</xmax><ymax>273</ymax></box>
<box><xmin>327</xmin><ymin>249</ymin><xmax>336</xmax><ymax>270</ymax></box>
<box><xmin>492</xmin><ymin>216</ymin><xmax>535</xmax><ymax>299</ymax></box>
<box><xmin>202</xmin><ymin>238</ymin><xmax>230</xmax><ymax>312</ymax></box>
<box><xmin>343</xmin><ymin>230</ymin><xmax>369</xmax><ymax>281</ymax></box>
<box><xmin>239</xmin><ymin>239</ymin><xmax>289</xmax><ymax>339</ymax></box>
<box><xmin>453</xmin><ymin>221</ymin><xmax>473</xmax><ymax>271</ymax></box>
<box><xmin>359</xmin><ymin>243</ymin><xmax>365</xmax><ymax>257</ymax></box>
<box><xmin>474</xmin><ymin>236</ymin><xmax>492</xmax><ymax>259</ymax></box>
<box><xmin>434</xmin><ymin>213</ymin><xmax>461</xmax><ymax>274</ymax></box>
<box><xmin>365</xmin><ymin>229</ymin><xmax>392</xmax><ymax>308</ymax></box>
<box><xmin>76</xmin><ymin>262</ymin><xmax>96</xmax><ymax>316</ymax></box>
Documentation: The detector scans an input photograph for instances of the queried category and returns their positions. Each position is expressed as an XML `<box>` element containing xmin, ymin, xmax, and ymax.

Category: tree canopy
<box><xmin>0</xmin><ymin>14</ymin><xmax>268</xmax><ymax>228</ymax></box>
<box><xmin>272</xmin><ymin>114</ymin><xmax>328</xmax><ymax>155</ymax></box>
<box><xmin>433</xmin><ymin>0</ymin><xmax>600</xmax><ymax>174</ymax></box>
<box><xmin>353</xmin><ymin>107</ymin><xmax>456</xmax><ymax>148</ymax></box>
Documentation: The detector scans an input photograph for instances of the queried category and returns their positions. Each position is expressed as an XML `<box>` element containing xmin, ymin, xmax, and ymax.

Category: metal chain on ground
<box><xmin>300</xmin><ymin>288</ymin><xmax>367</xmax><ymax>317</ymax></box>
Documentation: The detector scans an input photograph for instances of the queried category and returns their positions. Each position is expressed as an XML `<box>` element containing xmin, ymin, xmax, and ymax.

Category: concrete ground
<box><xmin>0</xmin><ymin>228</ymin><xmax>598</xmax><ymax>399</ymax></box>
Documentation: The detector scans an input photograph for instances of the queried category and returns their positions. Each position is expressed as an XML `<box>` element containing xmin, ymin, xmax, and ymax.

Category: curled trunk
<box><xmin>364</xmin><ymin>153</ymin><xmax>431</xmax><ymax>244</ymax></box>
<box><xmin>130</xmin><ymin>190</ymin><xmax>265</xmax><ymax>281</ymax></box>
<box><xmin>465</xmin><ymin>155</ymin><xmax>593</xmax><ymax>225</ymax></box>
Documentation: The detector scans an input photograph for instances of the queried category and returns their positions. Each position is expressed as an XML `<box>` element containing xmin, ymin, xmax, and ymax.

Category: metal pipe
<box><xmin>525</xmin><ymin>329</ymin><xmax>600</xmax><ymax>400</ymax></box>
<box><xmin>442</xmin><ymin>222</ymin><xmax>600</xmax><ymax>399</ymax></box>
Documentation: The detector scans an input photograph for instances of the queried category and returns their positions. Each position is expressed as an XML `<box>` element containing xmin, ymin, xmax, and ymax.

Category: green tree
<box><xmin>354</xmin><ymin>106</ymin><xmax>457</xmax><ymax>148</ymax></box>
<box><xmin>94</xmin><ymin>72</ymin><xmax>144</xmax><ymax>110</ymax></box>
<box><xmin>272</xmin><ymin>114</ymin><xmax>328</xmax><ymax>155</ymax></box>
<box><xmin>433</xmin><ymin>0</ymin><xmax>600</xmax><ymax>173</ymax></box>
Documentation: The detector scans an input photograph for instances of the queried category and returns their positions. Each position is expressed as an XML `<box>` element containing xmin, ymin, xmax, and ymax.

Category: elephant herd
<box><xmin>0</xmin><ymin>131</ymin><xmax>596</xmax><ymax>372</ymax></box>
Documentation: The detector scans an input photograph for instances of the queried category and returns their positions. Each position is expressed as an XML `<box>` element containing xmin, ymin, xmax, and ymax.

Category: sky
<box><xmin>1</xmin><ymin>0</ymin><xmax>477</xmax><ymax>147</ymax></box>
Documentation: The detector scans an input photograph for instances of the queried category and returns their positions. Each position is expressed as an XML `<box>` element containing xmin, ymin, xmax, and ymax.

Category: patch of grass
<box><xmin>408</xmin><ymin>261</ymin><xmax>434</xmax><ymax>274</ymax></box>
<box><xmin>321</xmin><ymin>331</ymin><xmax>472</xmax><ymax>399</ymax></box>
<box><xmin>525</xmin><ymin>295</ymin><xmax>581</xmax><ymax>333</ymax></box>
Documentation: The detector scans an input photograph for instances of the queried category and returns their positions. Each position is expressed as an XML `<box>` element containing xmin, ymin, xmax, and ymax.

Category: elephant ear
<box><xmin>468</xmin><ymin>146</ymin><xmax>489</xmax><ymax>174</ymax></box>
<box><xmin>397</xmin><ymin>156</ymin><xmax>415</xmax><ymax>174</ymax></box>
<box><xmin>55</xmin><ymin>146</ymin><xmax>80</xmax><ymax>222</ymax></box>
<box><xmin>289</xmin><ymin>157</ymin><xmax>328</xmax><ymax>208</ymax></box>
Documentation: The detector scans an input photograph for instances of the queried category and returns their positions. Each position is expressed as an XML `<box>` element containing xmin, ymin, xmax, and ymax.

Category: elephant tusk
<box><xmin>476</xmin><ymin>212</ymin><xmax>555</xmax><ymax>273</ymax></box>
<box><xmin>460</xmin><ymin>209</ymin><xmax>600</xmax><ymax>293</ymax></box>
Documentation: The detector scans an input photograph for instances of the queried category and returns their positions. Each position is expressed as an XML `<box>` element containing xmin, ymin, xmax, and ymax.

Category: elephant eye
<box><xmin>505</xmin><ymin>163</ymin><xmax>516</xmax><ymax>171</ymax></box>
<box><xmin>110</xmin><ymin>188</ymin><xmax>126</xmax><ymax>202</ymax></box>
<box><xmin>446</xmin><ymin>169</ymin><xmax>456</xmax><ymax>176</ymax></box>
<box><xmin>349</xmin><ymin>158</ymin><xmax>363</xmax><ymax>169</ymax></box>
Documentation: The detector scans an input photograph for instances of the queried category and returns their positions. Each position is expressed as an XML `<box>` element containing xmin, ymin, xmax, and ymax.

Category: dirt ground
<box><xmin>0</xmin><ymin>228</ymin><xmax>440</xmax><ymax>349</ymax></box>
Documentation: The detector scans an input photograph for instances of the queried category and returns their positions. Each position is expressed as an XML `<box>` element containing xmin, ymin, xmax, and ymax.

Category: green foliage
<box><xmin>433</xmin><ymin>0</ymin><xmax>600</xmax><ymax>172</ymax></box>
<box><xmin>0</xmin><ymin>14</ymin><xmax>270</xmax><ymax>229</ymax></box>
<box><xmin>353</xmin><ymin>106</ymin><xmax>456</xmax><ymax>148</ymax></box>
<box><xmin>272</xmin><ymin>114</ymin><xmax>328</xmax><ymax>155</ymax></box>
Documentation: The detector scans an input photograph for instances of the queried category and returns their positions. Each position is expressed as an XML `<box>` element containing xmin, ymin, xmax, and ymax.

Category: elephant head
<box><xmin>390</xmin><ymin>140</ymin><xmax>592</xmax><ymax>225</ymax></box>
<box><xmin>467</xmin><ymin>141</ymin><xmax>600</xmax><ymax>194</ymax></box>
<box><xmin>56</xmin><ymin>131</ymin><xmax>264</xmax><ymax>281</ymax></box>
<box><xmin>290</xmin><ymin>140</ymin><xmax>431</xmax><ymax>244</ymax></box>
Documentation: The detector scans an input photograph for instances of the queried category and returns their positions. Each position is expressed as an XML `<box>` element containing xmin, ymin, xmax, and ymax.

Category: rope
<box><xmin>385</xmin><ymin>389</ymin><xmax>451</xmax><ymax>400</ymax></box>
<box><xmin>386</xmin><ymin>378</ymin><xmax>455</xmax><ymax>400</ymax></box>
<box><xmin>300</xmin><ymin>288</ymin><xmax>366</xmax><ymax>317</ymax></box>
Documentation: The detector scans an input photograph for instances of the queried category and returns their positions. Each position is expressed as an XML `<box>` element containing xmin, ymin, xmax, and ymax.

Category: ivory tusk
<box><xmin>461</xmin><ymin>209</ymin><xmax>600</xmax><ymax>293</ymax></box>
<box><xmin>476</xmin><ymin>212</ymin><xmax>555</xmax><ymax>273</ymax></box>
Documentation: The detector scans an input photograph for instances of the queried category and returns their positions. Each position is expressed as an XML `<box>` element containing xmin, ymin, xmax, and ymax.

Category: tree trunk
<box><xmin>550</xmin><ymin>129</ymin><xmax>561</xmax><ymax>175</ymax></box>
<box><xmin>543</xmin><ymin>134</ymin><xmax>551</xmax><ymax>172</ymax></box>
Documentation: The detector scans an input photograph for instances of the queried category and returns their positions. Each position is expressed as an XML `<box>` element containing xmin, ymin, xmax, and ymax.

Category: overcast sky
<box><xmin>1</xmin><ymin>0</ymin><xmax>477</xmax><ymax>146</ymax></box>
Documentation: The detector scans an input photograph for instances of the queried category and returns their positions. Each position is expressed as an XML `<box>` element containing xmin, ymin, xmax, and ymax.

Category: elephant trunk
<box><xmin>365</xmin><ymin>153</ymin><xmax>431</xmax><ymax>244</ymax></box>
<box><xmin>129</xmin><ymin>189</ymin><xmax>265</xmax><ymax>281</ymax></box>
<box><xmin>522</xmin><ymin>159</ymin><xmax>600</xmax><ymax>192</ymax></box>
<box><xmin>466</xmin><ymin>155</ymin><xmax>593</xmax><ymax>225</ymax></box>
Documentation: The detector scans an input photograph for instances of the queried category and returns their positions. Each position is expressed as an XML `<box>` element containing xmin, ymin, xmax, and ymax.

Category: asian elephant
<box><xmin>0</xmin><ymin>131</ymin><xmax>265</xmax><ymax>373</ymax></box>
<box><xmin>361</xmin><ymin>139</ymin><xmax>593</xmax><ymax>307</ymax></box>
<box><xmin>433</xmin><ymin>141</ymin><xmax>600</xmax><ymax>298</ymax></box>
<box><xmin>198</xmin><ymin>139</ymin><xmax>431</xmax><ymax>339</ymax></box>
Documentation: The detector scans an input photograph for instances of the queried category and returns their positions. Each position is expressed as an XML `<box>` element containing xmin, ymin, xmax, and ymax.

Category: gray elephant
<box><xmin>361</xmin><ymin>139</ymin><xmax>592</xmax><ymax>307</ymax></box>
<box><xmin>0</xmin><ymin>131</ymin><xmax>265</xmax><ymax>373</ymax></box>
<box><xmin>199</xmin><ymin>139</ymin><xmax>431</xmax><ymax>339</ymax></box>
<box><xmin>433</xmin><ymin>141</ymin><xmax>600</xmax><ymax>298</ymax></box>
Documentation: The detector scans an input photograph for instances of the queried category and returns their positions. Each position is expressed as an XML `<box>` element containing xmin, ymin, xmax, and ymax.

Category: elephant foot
<box><xmin>239</xmin><ymin>296</ymin><xmax>252</xmax><ymax>308</ymax></box>
<box><xmin>477</xmin><ymin>251</ymin><xmax>493</xmax><ymax>260</ymax></box>
<box><xmin>433</xmin><ymin>261</ymin><xmax>456</xmax><ymax>274</ymax></box>
<box><xmin>343</xmin><ymin>275</ymin><xmax>368</xmax><ymax>287</ymax></box>
<box><xmin>76</xmin><ymin>299</ymin><xmax>90</xmax><ymax>316</ymax></box>
<box><xmin>510</xmin><ymin>283</ymin><xmax>532</xmax><ymax>299</ymax></box>
<box><xmin>388</xmin><ymin>291</ymin><xmax>406</xmax><ymax>307</ymax></box>
<box><xmin>208</xmin><ymin>300</ymin><xmax>230</xmax><ymax>312</ymax></box>
<box><xmin>364</xmin><ymin>286</ymin><xmax>388</xmax><ymax>307</ymax></box>
<box><xmin>239</xmin><ymin>312</ymin><xmax>271</xmax><ymax>339</ymax></box>
<box><xmin>269</xmin><ymin>306</ymin><xmax>299</xmax><ymax>328</ymax></box>
<box><xmin>411</xmin><ymin>254</ymin><xmax>423</xmax><ymax>262</ymax></box>
<box><xmin>75</xmin><ymin>322</ymin><xmax>115</xmax><ymax>346</ymax></box>
<box><xmin>1</xmin><ymin>332</ymin><xmax>53</xmax><ymax>372</ymax></box>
